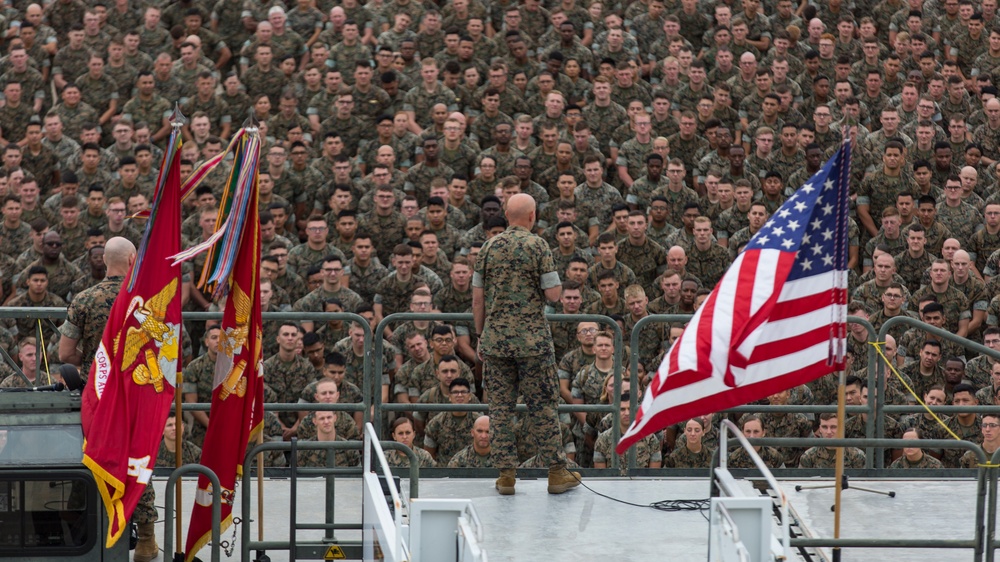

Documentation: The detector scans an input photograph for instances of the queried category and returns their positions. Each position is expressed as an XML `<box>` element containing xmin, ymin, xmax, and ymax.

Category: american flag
<box><xmin>616</xmin><ymin>139</ymin><xmax>852</xmax><ymax>454</ymax></box>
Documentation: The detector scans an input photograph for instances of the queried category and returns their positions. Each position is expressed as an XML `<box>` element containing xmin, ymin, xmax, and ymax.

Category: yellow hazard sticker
<box><xmin>324</xmin><ymin>545</ymin><xmax>346</xmax><ymax>560</ymax></box>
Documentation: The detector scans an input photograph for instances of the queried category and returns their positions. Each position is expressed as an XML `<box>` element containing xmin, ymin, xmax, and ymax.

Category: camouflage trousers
<box><xmin>484</xmin><ymin>353</ymin><xmax>566</xmax><ymax>471</ymax></box>
<box><xmin>133</xmin><ymin>482</ymin><xmax>156</xmax><ymax>524</ymax></box>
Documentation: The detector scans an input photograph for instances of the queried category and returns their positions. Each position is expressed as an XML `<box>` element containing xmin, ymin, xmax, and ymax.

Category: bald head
<box><xmin>987</xmin><ymin>98</ymin><xmax>1000</xmax><ymax>111</ymax></box>
<box><xmin>505</xmin><ymin>193</ymin><xmax>536</xmax><ymax>227</ymax></box>
<box><xmin>104</xmin><ymin>237</ymin><xmax>137</xmax><ymax>275</ymax></box>
<box><xmin>953</xmin><ymin>249</ymin><xmax>971</xmax><ymax>262</ymax></box>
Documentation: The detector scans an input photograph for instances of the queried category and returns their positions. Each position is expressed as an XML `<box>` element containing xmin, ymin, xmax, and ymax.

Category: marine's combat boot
<box><xmin>547</xmin><ymin>467</ymin><xmax>582</xmax><ymax>494</ymax></box>
<box><xmin>495</xmin><ymin>469</ymin><xmax>516</xmax><ymax>495</ymax></box>
<box><xmin>134</xmin><ymin>522</ymin><xmax>158</xmax><ymax>562</ymax></box>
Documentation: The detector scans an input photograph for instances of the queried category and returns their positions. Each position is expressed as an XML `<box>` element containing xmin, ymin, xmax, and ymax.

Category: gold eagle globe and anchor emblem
<box><xmin>117</xmin><ymin>279</ymin><xmax>180</xmax><ymax>392</ymax></box>
<box><xmin>217</xmin><ymin>282</ymin><xmax>261</xmax><ymax>400</ymax></box>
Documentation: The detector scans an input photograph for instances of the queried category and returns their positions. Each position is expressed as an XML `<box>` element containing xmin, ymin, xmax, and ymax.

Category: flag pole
<box><xmin>833</xmin><ymin>369</ymin><xmax>845</xmax><ymax>562</ymax></box>
<box><xmin>257</xmin><ymin>431</ymin><xmax>264</xmax><ymax>541</ymax></box>
<box><xmin>242</xmin><ymin>111</ymin><xmax>266</xmax><ymax>544</ymax></box>
<box><xmin>831</xmin><ymin>123</ymin><xmax>853</xmax><ymax>562</ymax></box>
<box><xmin>170</xmin><ymin>104</ymin><xmax>187</xmax><ymax>562</ymax></box>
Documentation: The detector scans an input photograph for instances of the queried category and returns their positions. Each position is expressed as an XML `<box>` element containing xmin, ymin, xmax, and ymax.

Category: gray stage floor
<box><xmin>151</xmin><ymin>476</ymin><xmax>984</xmax><ymax>562</ymax></box>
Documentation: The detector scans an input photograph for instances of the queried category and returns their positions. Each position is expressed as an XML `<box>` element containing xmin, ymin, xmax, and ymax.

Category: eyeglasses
<box><xmin>883</xmin><ymin>294</ymin><xmax>902</xmax><ymax>299</ymax></box>
<box><xmin>578</xmin><ymin>328</ymin><xmax>598</xmax><ymax>335</ymax></box>
<box><xmin>983</xmin><ymin>423</ymin><xmax>1000</xmax><ymax>429</ymax></box>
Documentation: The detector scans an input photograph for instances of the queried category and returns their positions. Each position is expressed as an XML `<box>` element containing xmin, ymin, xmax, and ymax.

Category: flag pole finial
<box><xmin>243</xmin><ymin>110</ymin><xmax>260</xmax><ymax>133</ymax></box>
<box><xmin>170</xmin><ymin>103</ymin><xmax>186</xmax><ymax>129</ymax></box>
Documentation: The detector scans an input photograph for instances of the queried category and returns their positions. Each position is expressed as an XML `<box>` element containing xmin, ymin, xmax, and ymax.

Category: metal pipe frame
<box><xmin>162</xmin><ymin>464</ymin><xmax>223</xmax><ymax>562</ymax></box>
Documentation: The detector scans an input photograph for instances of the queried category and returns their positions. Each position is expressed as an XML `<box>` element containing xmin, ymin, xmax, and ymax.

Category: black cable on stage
<box><xmin>570</xmin><ymin>472</ymin><xmax>711</xmax><ymax>520</ymax></box>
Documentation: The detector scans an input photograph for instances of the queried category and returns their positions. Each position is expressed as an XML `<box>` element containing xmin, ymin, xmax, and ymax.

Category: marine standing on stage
<box><xmin>57</xmin><ymin>236</ymin><xmax>158</xmax><ymax>561</ymax></box>
<box><xmin>473</xmin><ymin>193</ymin><xmax>581</xmax><ymax>496</ymax></box>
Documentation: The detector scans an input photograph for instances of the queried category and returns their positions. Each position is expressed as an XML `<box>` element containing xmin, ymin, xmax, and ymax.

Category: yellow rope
<box><xmin>869</xmin><ymin>340</ymin><xmax>962</xmax><ymax>441</ymax></box>
<box><xmin>37</xmin><ymin>319</ymin><xmax>51</xmax><ymax>386</ymax></box>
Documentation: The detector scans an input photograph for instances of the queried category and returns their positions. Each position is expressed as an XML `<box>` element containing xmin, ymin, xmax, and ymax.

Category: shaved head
<box><xmin>505</xmin><ymin>193</ymin><xmax>536</xmax><ymax>226</ymax></box>
<box><xmin>104</xmin><ymin>236</ymin><xmax>137</xmax><ymax>273</ymax></box>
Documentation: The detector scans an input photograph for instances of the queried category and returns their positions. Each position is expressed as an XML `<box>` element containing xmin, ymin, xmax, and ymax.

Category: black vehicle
<box><xmin>0</xmin><ymin>368</ymin><xmax>127</xmax><ymax>562</ymax></box>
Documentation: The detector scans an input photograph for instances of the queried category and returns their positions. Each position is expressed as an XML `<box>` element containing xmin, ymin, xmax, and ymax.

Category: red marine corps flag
<box><xmin>617</xmin><ymin>139</ymin><xmax>853</xmax><ymax>454</ymax></box>
<box><xmin>81</xmin><ymin>116</ymin><xmax>184</xmax><ymax>547</ymax></box>
<box><xmin>182</xmin><ymin>127</ymin><xmax>265</xmax><ymax>562</ymax></box>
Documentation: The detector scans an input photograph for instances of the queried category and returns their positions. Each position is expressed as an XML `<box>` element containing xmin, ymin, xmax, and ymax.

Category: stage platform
<box><xmin>152</xmin><ymin>476</ymin><xmax>983</xmax><ymax>561</ymax></box>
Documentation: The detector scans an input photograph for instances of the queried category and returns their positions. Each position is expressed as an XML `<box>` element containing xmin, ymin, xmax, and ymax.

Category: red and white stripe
<box><xmin>616</xmin><ymin>249</ymin><xmax>846</xmax><ymax>454</ymax></box>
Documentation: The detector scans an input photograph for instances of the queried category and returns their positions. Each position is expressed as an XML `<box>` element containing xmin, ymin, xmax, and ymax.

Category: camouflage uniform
<box><xmin>296</xmin><ymin>437</ymin><xmax>362</xmax><ymax>468</ymax></box>
<box><xmin>868</xmin><ymin>309</ymin><xmax>919</xmax><ymax>345</ymax></box>
<box><xmin>434</xmin><ymin>282</ymin><xmax>471</xmax><ymax>315</ymax></box>
<box><xmin>715</xmin><ymin>206</ymin><xmax>750</xmax><ymax>242</ymax></box>
<box><xmin>385</xmin><ymin>446</ymin><xmax>437</xmax><ymax>468</ymax></box>
<box><xmin>973</xmin><ymin>122</ymin><xmax>1000</xmax><ymax>162</ymax></box>
<box><xmin>474</xmin><ymin>224</ymin><xmax>567</xmax><ymax>470</ymax></box>
<box><xmin>852</xmin><ymin>277</ymin><xmax>912</xmax><ymax>313</ymax></box>
<box><xmin>156</xmin><ymin>439</ymin><xmax>202</xmax><ymax>468</ymax></box>
<box><xmin>59</xmin><ymin>275</ymin><xmax>123</xmax><ymax>382</ymax></box>
<box><xmin>438</xmin><ymin>142</ymin><xmax>479</xmax><ymax>179</ymax></box>
<box><xmin>294</xmin><ymin>285</ymin><xmax>364</xmax><ymax>314</ymax></box>
<box><xmin>344</xmin><ymin>258</ymin><xmax>389</xmax><ymax>304</ymax></box>
<box><xmin>243</xmin><ymin>65</ymin><xmax>286</xmax><ymax>109</ymax></box>
<box><xmin>424</xmin><ymin>411</ymin><xmax>482</xmax><ymax>466</ymax></box>
<box><xmin>766</xmin><ymin>149</ymin><xmax>805</xmax><ymax>185</ymax></box>
<box><xmin>120</xmin><ymin>95</ymin><xmax>172</xmax><ymax>135</ymax></box>
<box><xmin>798</xmin><ymin>446</ymin><xmax>867</xmax><ymax>468</ymax></box>
<box><xmin>359</xmin><ymin>211</ymin><xmax>407</xmax><ymax>263</ymax></box>
<box><xmin>52</xmin><ymin>45</ymin><xmax>90</xmax><ymax>85</ymax></box>
<box><xmin>182</xmin><ymin>351</ymin><xmax>216</xmax><ymax>447</ymax></box>
<box><xmin>596</xmin><ymin>430</ymin><xmax>662</xmax><ymax>468</ymax></box>
<box><xmin>402</xmin><ymin>84</ymin><xmax>460</xmax><ymax>129</ymax></box>
<box><xmin>406</xmin><ymin>359</ymin><xmax>476</xmax><ymax>400</ymax></box>
<box><xmin>686</xmin><ymin>243</ymin><xmax>731</xmax><ymax>289</ymax></box>
<box><xmin>0</xmin><ymin>100</ymin><xmax>35</xmax><ymax>143</ymax></box>
<box><xmin>900</xmin><ymin>362</ymin><xmax>948</xmax><ymax>400</ymax></box>
<box><xmin>15</xmin><ymin>257</ymin><xmax>81</xmax><ymax>302</ymax></box>
<box><xmin>615</xmin><ymin>238</ymin><xmax>667</xmax><ymax>293</ymax></box>
<box><xmin>761</xmin><ymin>412</ymin><xmax>814</xmax><ymax>467</ymax></box>
<box><xmin>969</xmin><ymin>359</ymin><xmax>997</xmax><ymax>391</ymax></box>
<box><xmin>936</xmin><ymin>201</ymin><xmax>982</xmax><ymax>248</ymax></box>
<box><xmin>447</xmin><ymin>445</ymin><xmax>492</xmax><ymax>468</ymax></box>
<box><xmin>75</xmin><ymin>72</ymin><xmax>119</xmax><ymax>117</ymax></box>
<box><xmin>262</xmin><ymin>353</ymin><xmax>317</xmax><ymax>426</ymax></box>
<box><xmin>587</xmin><ymin>261</ymin><xmax>636</xmax><ymax>295</ymax></box>
<box><xmin>582</xmin><ymin>102</ymin><xmax>628</xmax><ymax>152</ymax></box>
<box><xmin>373</xmin><ymin>273</ymin><xmax>428</xmax><ymax>318</ymax></box>
<box><xmin>727</xmin><ymin>446</ymin><xmax>786</xmax><ymax>469</ymax></box>
<box><xmin>286</xmin><ymin>243</ymin><xmax>346</xmax><ymax>276</ymax></box>
<box><xmin>941</xmin><ymin>416</ymin><xmax>982</xmax><ymax>468</ymax></box>
<box><xmin>908</xmin><ymin>285</ymin><xmax>971</xmax><ymax>334</ymax></box>
<box><xmin>968</xmin><ymin>229</ymin><xmax>1000</xmax><ymax>273</ymax></box>
<box><xmin>961</xmin><ymin>447</ymin><xmax>997</xmax><ymax>469</ymax></box>
<box><xmin>575</xmin><ymin>183</ymin><xmax>624</xmax><ymax>228</ymax></box>
<box><xmin>889</xmin><ymin>453</ymin><xmax>944</xmax><ymax>470</ymax></box>
<box><xmin>652</xmin><ymin>185</ymin><xmax>701</xmax><ymax>230</ymax></box>
<box><xmin>898</xmin><ymin>328</ymin><xmax>963</xmax><ymax>366</ymax></box>
<box><xmin>662</xmin><ymin>442</ymin><xmax>713</xmax><ymax>469</ymax></box>
<box><xmin>893</xmin><ymin>249</ymin><xmax>936</xmax><ymax>292</ymax></box>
